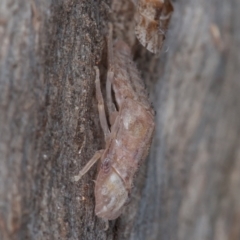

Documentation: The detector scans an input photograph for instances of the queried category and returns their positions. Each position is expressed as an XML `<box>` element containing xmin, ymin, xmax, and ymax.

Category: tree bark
<box><xmin>0</xmin><ymin>0</ymin><xmax>239</xmax><ymax>240</ymax></box>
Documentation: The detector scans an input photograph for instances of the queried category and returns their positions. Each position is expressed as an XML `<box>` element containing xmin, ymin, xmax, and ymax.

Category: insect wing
<box><xmin>135</xmin><ymin>0</ymin><xmax>174</xmax><ymax>53</ymax></box>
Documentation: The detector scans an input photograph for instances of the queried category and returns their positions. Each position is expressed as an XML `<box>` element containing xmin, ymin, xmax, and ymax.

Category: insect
<box><xmin>135</xmin><ymin>0</ymin><xmax>174</xmax><ymax>53</ymax></box>
<box><xmin>73</xmin><ymin>24</ymin><xmax>155</xmax><ymax>223</ymax></box>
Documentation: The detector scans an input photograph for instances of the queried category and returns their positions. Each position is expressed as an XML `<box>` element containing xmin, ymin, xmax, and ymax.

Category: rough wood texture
<box><xmin>0</xmin><ymin>0</ymin><xmax>108</xmax><ymax>239</ymax></box>
<box><xmin>0</xmin><ymin>0</ymin><xmax>239</xmax><ymax>240</ymax></box>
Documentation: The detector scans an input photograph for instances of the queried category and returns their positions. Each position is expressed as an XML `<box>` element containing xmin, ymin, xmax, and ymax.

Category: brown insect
<box><xmin>135</xmin><ymin>0</ymin><xmax>174</xmax><ymax>53</ymax></box>
<box><xmin>73</xmin><ymin>25</ymin><xmax>155</xmax><ymax>223</ymax></box>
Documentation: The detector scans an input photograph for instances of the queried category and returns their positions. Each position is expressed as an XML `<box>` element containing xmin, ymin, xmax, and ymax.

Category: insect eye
<box><xmin>101</xmin><ymin>158</ymin><xmax>111</xmax><ymax>173</ymax></box>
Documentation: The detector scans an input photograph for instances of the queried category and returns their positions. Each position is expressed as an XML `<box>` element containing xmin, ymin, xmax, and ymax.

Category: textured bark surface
<box><xmin>0</xmin><ymin>0</ymin><xmax>239</xmax><ymax>240</ymax></box>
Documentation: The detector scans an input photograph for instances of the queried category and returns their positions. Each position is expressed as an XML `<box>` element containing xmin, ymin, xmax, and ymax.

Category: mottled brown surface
<box><xmin>0</xmin><ymin>0</ymin><xmax>240</xmax><ymax>239</ymax></box>
<box><xmin>0</xmin><ymin>0</ymin><xmax>109</xmax><ymax>239</ymax></box>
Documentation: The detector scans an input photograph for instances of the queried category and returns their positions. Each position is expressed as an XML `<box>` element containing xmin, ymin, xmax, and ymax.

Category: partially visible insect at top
<box><xmin>135</xmin><ymin>0</ymin><xmax>174</xmax><ymax>54</ymax></box>
<box><xmin>73</xmin><ymin>24</ymin><xmax>155</xmax><ymax>223</ymax></box>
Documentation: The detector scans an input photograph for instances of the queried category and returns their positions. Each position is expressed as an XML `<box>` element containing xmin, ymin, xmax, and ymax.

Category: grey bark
<box><xmin>0</xmin><ymin>0</ymin><xmax>239</xmax><ymax>240</ymax></box>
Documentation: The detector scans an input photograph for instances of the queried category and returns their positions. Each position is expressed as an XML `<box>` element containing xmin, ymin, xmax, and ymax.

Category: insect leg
<box><xmin>72</xmin><ymin>149</ymin><xmax>104</xmax><ymax>182</ymax></box>
<box><xmin>107</xmin><ymin>23</ymin><xmax>118</xmax><ymax>125</ymax></box>
<box><xmin>94</xmin><ymin>66</ymin><xmax>110</xmax><ymax>140</ymax></box>
<box><xmin>106</xmin><ymin>70</ymin><xmax>119</xmax><ymax>126</ymax></box>
<box><xmin>103</xmin><ymin>219</ymin><xmax>109</xmax><ymax>231</ymax></box>
<box><xmin>106</xmin><ymin>22</ymin><xmax>114</xmax><ymax>112</ymax></box>
<box><xmin>106</xmin><ymin>71</ymin><xmax>115</xmax><ymax>113</ymax></box>
<box><xmin>107</xmin><ymin>23</ymin><xmax>114</xmax><ymax>69</ymax></box>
